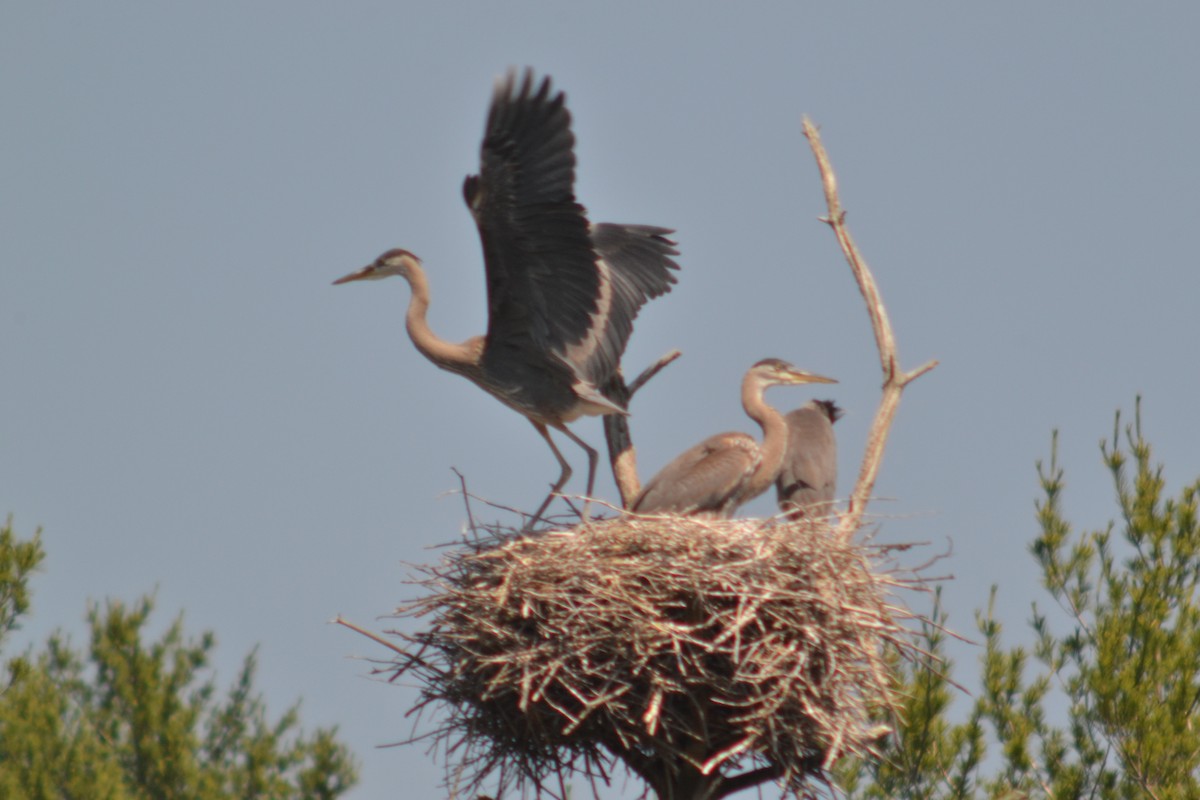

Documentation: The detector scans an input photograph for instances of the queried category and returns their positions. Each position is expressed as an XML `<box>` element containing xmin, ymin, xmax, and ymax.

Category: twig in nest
<box><xmin>333</xmin><ymin>615</ymin><xmax>407</xmax><ymax>658</ymax></box>
<box><xmin>802</xmin><ymin>119</ymin><xmax>938</xmax><ymax>544</ymax></box>
<box><xmin>451</xmin><ymin>467</ymin><xmax>477</xmax><ymax>533</ymax></box>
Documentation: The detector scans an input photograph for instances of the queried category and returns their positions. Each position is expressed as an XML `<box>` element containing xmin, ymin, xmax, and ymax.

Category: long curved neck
<box><xmin>401</xmin><ymin>261</ymin><xmax>478</xmax><ymax>372</ymax></box>
<box><xmin>741</xmin><ymin>377</ymin><xmax>788</xmax><ymax>502</ymax></box>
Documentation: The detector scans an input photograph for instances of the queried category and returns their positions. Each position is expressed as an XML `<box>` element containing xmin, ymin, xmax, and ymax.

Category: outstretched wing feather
<box><xmin>579</xmin><ymin>223</ymin><xmax>679</xmax><ymax>387</ymax></box>
<box><xmin>464</xmin><ymin>69</ymin><xmax>601</xmax><ymax>361</ymax></box>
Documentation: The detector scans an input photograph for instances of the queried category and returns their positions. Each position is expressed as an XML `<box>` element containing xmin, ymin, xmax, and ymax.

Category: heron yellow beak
<box><xmin>787</xmin><ymin>369</ymin><xmax>837</xmax><ymax>385</ymax></box>
<box><xmin>331</xmin><ymin>265</ymin><xmax>375</xmax><ymax>285</ymax></box>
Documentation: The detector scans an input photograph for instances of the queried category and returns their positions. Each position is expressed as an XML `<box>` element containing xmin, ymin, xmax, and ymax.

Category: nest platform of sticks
<box><xmin>373</xmin><ymin>514</ymin><xmax>912</xmax><ymax>799</ymax></box>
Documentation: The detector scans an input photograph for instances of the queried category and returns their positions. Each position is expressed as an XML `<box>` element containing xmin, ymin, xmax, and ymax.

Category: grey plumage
<box><xmin>461</xmin><ymin>70</ymin><xmax>679</xmax><ymax>422</ymax></box>
<box><xmin>775</xmin><ymin>399</ymin><xmax>842</xmax><ymax>518</ymax></box>
<box><xmin>632</xmin><ymin>360</ymin><xmax>836</xmax><ymax>519</ymax></box>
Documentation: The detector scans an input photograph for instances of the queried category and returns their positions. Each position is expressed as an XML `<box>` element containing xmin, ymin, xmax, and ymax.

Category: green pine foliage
<box><xmin>1020</xmin><ymin>404</ymin><xmax>1200</xmax><ymax>798</ymax></box>
<box><xmin>843</xmin><ymin>402</ymin><xmax>1200</xmax><ymax>798</ymax></box>
<box><xmin>0</xmin><ymin>518</ymin><xmax>43</xmax><ymax>649</ymax></box>
<box><xmin>0</xmin><ymin>518</ymin><xmax>357</xmax><ymax>799</ymax></box>
<box><xmin>836</xmin><ymin>592</ymin><xmax>987</xmax><ymax>800</ymax></box>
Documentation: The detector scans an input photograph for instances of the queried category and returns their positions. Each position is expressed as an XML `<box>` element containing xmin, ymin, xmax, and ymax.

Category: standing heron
<box><xmin>632</xmin><ymin>359</ymin><xmax>836</xmax><ymax>518</ymax></box>
<box><xmin>333</xmin><ymin>70</ymin><xmax>679</xmax><ymax>523</ymax></box>
<box><xmin>775</xmin><ymin>400</ymin><xmax>842</xmax><ymax>519</ymax></box>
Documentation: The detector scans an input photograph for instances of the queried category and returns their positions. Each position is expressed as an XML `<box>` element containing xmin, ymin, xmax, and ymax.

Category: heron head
<box><xmin>749</xmin><ymin>358</ymin><xmax>837</xmax><ymax>389</ymax></box>
<box><xmin>332</xmin><ymin>249</ymin><xmax>422</xmax><ymax>285</ymax></box>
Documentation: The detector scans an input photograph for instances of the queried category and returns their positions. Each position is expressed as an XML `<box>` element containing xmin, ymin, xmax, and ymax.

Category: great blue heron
<box><xmin>775</xmin><ymin>399</ymin><xmax>842</xmax><ymax>519</ymax></box>
<box><xmin>333</xmin><ymin>70</ymin><xmax>679</xmax><ymax>524</ymax></box>
<box><xmin>631</xmin><ymin>359</ymin><xmax>836</xmax><ymax>518</ymax></box>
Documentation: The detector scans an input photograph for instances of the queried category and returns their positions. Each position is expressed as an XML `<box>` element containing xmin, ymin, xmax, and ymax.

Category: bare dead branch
<box><xmin>714</xmin><ymin>764</ymin><xmax>786</xmax><ymax>799</ymax></box>
<box><xmin>628</xmin><ymin>349</ymin><xmax>682</xmax><ymax>396</ymax></box>
<box><xmin>802</xmin><ymin>118</ymin><xmax>939</xmax><ymax>544</ymax></box>
<box><xmin>603</xmin><ymin>349</ymin><xmax>683</xmax><ymax>508</ymax></box>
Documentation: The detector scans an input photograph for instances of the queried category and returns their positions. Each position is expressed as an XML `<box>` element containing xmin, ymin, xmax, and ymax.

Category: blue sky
<box><xmin>3</xmin><ymin>4</ymin><xmax>1199</xmax><ymax>797</ymax></box>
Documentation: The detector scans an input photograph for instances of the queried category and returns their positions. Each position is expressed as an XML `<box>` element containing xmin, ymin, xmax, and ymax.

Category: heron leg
<box><xmin>529</xmin><ymin>421</ymin><xmax>572</xmax><ymax>527</ymax></box>
<box><xmin>557</xmin><ymin>424</ymin><xmax>598</xmax><ymax>523</ymax></box>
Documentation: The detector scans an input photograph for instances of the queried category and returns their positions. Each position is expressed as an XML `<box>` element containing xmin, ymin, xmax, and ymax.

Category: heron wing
<box><xmin>633</xmin><ymin>432</ymin><xmax>758</xmax><ymax>515</ymax></box>
<box><xmin>578</xmin><ymin>223</ymin><xmax>680</xmax><ymax>388</ymax></box>
<box><xmin>775</xmin><ymin>404</ymin><xmax>838</xmax><ymax>509</ymax></box>
<box><xmin>464</xmin><ymin>70</ymin><xmax>601</xmax><ymax>367</ymax></box>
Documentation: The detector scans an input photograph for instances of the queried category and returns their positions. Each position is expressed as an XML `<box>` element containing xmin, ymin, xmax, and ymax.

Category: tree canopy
<box><xmin>0</xmin><ymin>518</ymin><xmax>357</xmax><ymax>799</ymax></box>
<box><xmin>840</xmin><ymin>403</ymin><xmax>1200</xmax><ymax>799</ymax></box>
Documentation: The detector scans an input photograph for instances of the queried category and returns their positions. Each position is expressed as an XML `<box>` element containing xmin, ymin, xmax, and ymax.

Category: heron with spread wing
<box><xmin>334</xmin><ymin>70</ymin><xmax>679</xmax><ymax>523</ymax></box>
<box><xmin>632</xmin><ymin>360</ymin><xmax>836</xmax><ymax>519</ymax></box>
<box><xmin>775</xmin><ymin>399</ymin><xmax>842</xmax><ymax>519</ymax></box>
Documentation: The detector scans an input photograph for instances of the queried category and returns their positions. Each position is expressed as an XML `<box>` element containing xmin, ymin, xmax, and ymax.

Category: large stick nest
<box><xmin>382</xmin><ymin>514</ymin><xmax>916</xmax><ymax>799</ymax></box>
